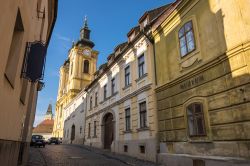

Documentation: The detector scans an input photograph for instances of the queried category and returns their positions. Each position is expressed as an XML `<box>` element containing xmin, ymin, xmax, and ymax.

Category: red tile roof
<box><xmin>33</xmin><ymin>119</ymin><xmax>54</xmax><ymax>133</ymax></box>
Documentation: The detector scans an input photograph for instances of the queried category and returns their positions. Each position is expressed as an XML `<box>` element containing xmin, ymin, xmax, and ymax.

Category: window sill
<box><xmin>110</xmin><ymin>91</ymin><xmax>118</xmax><ymax>98</ymax></box>
<box><xmin>4</xmin><ymin>73</ymin><xmax>14</xmax><ymax>89</ymax></box>
<box><xmin>137</xmin><ymin>127</ymin><xmax>149</xmax><ymax>132</ymax></box>
<box><xmin>135</xmin><ymin>73</ymin><xmax>148</xmax><ymax>83</ymax></box>
<box><xmin>122</xmin><ymin>83</ymin><xmax>132</xmax><ymax>91</ymax></box>
<box><xmin>92</xmin><ymin>135</ymin><xmax>97</xmax><ymax>138</ymax></box>
<box><xmin>123</xmin><ymin>130</ymin><xmax>132</xmax><ymax>134</ymax></box>
<box><xmin>20</xmin><ymin>98</ymin><xmax>25</xmax><ymax>105</ymax></box>
<box><xmin>188</xmin><ymin>139</ymin><xmax>212</xmax><ymax>143</ymax></box>
<box><xmin>100</xmin><ymin>92</ymin><xmax>118</xmax><ymax>103</ymax></box>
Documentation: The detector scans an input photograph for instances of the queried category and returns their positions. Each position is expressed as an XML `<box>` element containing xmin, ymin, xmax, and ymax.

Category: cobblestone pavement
<box><xmin>27</xmin><ymin>144</ymin><xmax>160</xmax><ymax>166</ymax></box>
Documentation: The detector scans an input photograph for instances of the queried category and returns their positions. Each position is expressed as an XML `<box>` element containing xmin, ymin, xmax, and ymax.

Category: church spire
<box><xmin>44</xmin><ymin>103</ymin><xmax>53</xmax><ymax>120</ymax></box>
<box><xmin>76</xmin><ymin>15</ymin><xmax>95</xmax><ymax>48</ymax></box>
<box><xmin>84</xmin><ymin>15</ymin><xmax>88</xmax><ymax>29</ymax></box>
<box><xmin>80</xmin><ymin>16</ymin><xmax>91</xmax><ymax>40</ymax></box>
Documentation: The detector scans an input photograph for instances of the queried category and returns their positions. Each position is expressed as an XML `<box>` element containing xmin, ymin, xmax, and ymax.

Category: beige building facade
<box><xmin>152</xmin><ymin>0</ymin><xmax>250</xmax><ymax>165</ymax></box>
<box><xmin>82</xmin><ymin>6</ymin><xmax>170</xmax><ymax>162</ymax></box>
<box><xmin>53</xmin><ymin>19</ymin><xmax>98</xmax><ymax>138</ymax></box>
<box><xmin>0</xmin><ymin>0</ymin><xmax>57</xmax><ymax>165</ymax></box>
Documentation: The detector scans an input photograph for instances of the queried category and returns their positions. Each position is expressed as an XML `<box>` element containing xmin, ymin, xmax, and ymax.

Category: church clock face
<box><xmin>83</xmin><ymin>49</ymin><xmax>91</xmax><ymax>56</ymax></box>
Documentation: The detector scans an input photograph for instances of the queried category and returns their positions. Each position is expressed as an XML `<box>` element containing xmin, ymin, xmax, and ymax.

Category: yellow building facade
<box><xmin>0</xmin><ymin>0</ymin><xmax>57</xmax><ymax>165</ymax></box>
<box><xmin>152</xmin><ymin>0</ymin><xmax>250</xmax><ymax>165</ymax></box>
<box><xmin>53</xmin><ymin>19</ymin><xmax>98</xmax><ymax>138</ymax></box>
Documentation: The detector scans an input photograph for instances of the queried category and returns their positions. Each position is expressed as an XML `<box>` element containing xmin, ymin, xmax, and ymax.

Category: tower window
<box><xmin>83</xmin><ymin>60</ymin><xmax>89</xmax><ymax>73</ymax></box>
<box><xmin>70</xmin><ymin>63</ymin><xmax>73</xmax><ymax>75</ymax></box>
<box><xmin>187</xmin><ymin>103</ymin><xmax>206</xmax><ymax>136</ymax></box>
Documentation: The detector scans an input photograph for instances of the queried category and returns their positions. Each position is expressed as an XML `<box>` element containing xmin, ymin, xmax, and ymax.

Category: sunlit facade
<box><xmin>0</xmin><ymin>0</ymin><xmax>57</xmax><ymax>165</ymax></box>
<box><xmin>152</xmin><ymin>0</ymin><xmax>250</xmax><ymax>166</ymax></box>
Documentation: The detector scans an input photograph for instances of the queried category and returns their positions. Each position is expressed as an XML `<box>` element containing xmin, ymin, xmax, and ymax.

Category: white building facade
<box><xmin>63</xmin><ymin>91</ymin><xmax>87</xmax><ymax>144</ymax></box>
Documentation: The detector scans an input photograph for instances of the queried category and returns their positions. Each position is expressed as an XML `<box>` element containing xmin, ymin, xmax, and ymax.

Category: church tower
<box><xmin>53</xmin><ymin>17</ymin><xmax>98</xmax><ymax>138</ymax></box>
<box><xmin>44</xmin><ymin>103</ymin><xmax>53</xmax><ymax>120</ymax></box>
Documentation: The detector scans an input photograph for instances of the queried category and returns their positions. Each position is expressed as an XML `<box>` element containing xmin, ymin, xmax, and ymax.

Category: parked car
<box><xmin>59</xmin><ymin>137</ymin><xmax>63</xmax><ymax>144</ymax></box>
<box><xmin>48</xmin><ymin>137</ymin><xmax>60</xmax><ymax>145</ymax></box>
<box><xmin>30</xmin><ymin>135</ymin><xmax>46</xmax><ymax>147</ymax></box>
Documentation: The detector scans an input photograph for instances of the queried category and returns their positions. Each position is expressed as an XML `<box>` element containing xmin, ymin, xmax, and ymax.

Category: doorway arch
<box><xmin>71</xmin><ymin>124</ymin><xmax>75</xmax><ymax>143</ymax></box>
<box><xmin>103</xmin><ymin>113</ymin><xmax>114</xmax><ymax>149</ymax></box>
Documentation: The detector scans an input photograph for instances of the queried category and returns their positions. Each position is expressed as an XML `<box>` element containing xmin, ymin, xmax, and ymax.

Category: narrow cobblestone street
<box><xmin>27</xmin><ymin>144</ymin><xmax>160</xmax><ymax>166</ymax></box>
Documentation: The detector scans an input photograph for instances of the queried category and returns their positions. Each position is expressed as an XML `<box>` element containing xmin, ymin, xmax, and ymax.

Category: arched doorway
<box><xmin>71</xmin><ymin>124</ymin><xmax>75</xmax><ymax>143</ymax></box>
<box><xmin>103</xmin><ymin>113</ymin><xmax>114</xmax><ymax>149</ymax></box>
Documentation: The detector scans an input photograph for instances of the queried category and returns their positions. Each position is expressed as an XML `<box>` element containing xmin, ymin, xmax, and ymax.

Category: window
<box><xmin>80</xmin><ymin>126</ymin><xmax>82</xmax><ymax>134</ymax></box>
<box><xmin>83</xmin><ymin>60</ymin><xmax>89</xmax><ymax>73</ymax></box>
<box><xmin>90</xmin><ymin>96</ymin><xmax>93</xmax><ymax>110</ymax></box>
<box><xmin>88</xmin><ymin>123</ymin><xmax>91</xmax><ymax>138</ymax></box>
<box><xmin>187</xmin><ymin>103</ymin><xmax>206</xmax><ymax>136</ymax></box>
<box><xmin>124</xmin><ymin>145</ymin><xmax>128</xmax><ymax>152</ymax></box>
<box><xmin>178</xmin><ymin>21</ymin><xmax>195</xmax><ymax>57</ymax></box>
<box><xmin>125</xmin><ymin>66</ymin><xmax>130</xmax><ymax>87</ymax></box>
<box><xmin>103</xmin><ymin>84</ymin><xmax>107</xmax><ymax>100</ymax></box>
<box><xmin>111</xmin><ymin>78</ymin><xmax>115</xmax><ymax>95</ymax></box>
<box><xmin>125</xmin><ymin>108</ymin><xmax>131</xmax><ymax>131</ymax></box>
<box><xmin>193</xmin><ymin>159</ymin><xmax>205</xmax><ymax>166</ymax></box>
<box><xmin>60</xmin><ymin>105</ymin><xmax>63</xmax><ymax>117</ymax></box>
<box><xmin>94</xmin><ymin>121</ymin><xmax>97</xmax><ymax>137</ymax></box>
<box><xmin>5</xmin><ymin>9</ymin><xmax>24</xmax><ymax>87</ymax></box>
<box><xmin>95</xmin><ymin>92</ymin><xmax>98</xmax><ymax>106</ymax></box>
<box><xmin>70</xmin><ymin>63</ymin><xmax>73</xmax><ymax>75</ymax></box>
<box><xmin>139</xmin><ymin>101</ymin><xmax>147</xmax><ymax>128</ymax></box>
<box><xmin>139</xmin><ymin>145</ymin><xmax>145</xmax><ymax>154</ymax></box>
<box><xmin>138</xmin><ymin>54</ymin><xmax>145</xmax><ymax>78</ymax></box>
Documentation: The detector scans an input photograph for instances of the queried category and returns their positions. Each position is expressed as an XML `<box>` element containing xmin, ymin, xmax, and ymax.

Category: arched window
<box><xmin>71</xmin><ymin>124</ymin><xmax>75</xmax><ymax>141</ymax></box>
<box><xmin>186</xmin><ymin>103</ymin><xmax>206</xmax><ymax>136</ymax></box>
<box><xmin>178</xmin><ymin>21</ymin><xmax>195</xmax><ymax>57</ymax></box>
<box><xmin>83</xmin><ymin>60</ymin><xmax>89</xmax><ymax>73</ymax></box>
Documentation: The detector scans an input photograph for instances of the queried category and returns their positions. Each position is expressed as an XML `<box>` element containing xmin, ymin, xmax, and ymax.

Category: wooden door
<box><xmin>104</xmin><ymin>113</ymin><xmax>114</xmax><ymax>149</ymax></box>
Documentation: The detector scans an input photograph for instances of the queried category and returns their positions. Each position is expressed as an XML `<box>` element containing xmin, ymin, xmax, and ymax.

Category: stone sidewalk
<box><xmin>72</xmin><ymin>144</ymin><xmax>161</xmax><ymax>166</ymax></box>
<box><xmin>27</xmin><ymin>144</ymin><xmax>162</xmax><ymax>166</ymax></box>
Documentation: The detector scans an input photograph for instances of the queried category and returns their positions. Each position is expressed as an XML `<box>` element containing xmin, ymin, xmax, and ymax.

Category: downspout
<box><xmin>83</xmin><ymin>91</ymin><xmax>88</xmax><ymax>144</ymax></box>
<box><xmin>141</xmin><ymin>29</ymin><xmax>158</xmax><ymax>86</ymax></box>
<box><xmin>142</xmin><ymin>27</ymin><xmax>159</xmax><ymax>163</ymax></box>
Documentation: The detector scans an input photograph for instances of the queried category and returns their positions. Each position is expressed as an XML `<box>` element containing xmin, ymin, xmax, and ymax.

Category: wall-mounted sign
<box><xmin>180</xmin><ymin>75</ymin><xmax>205</xmax><ymax>90</ymax></box>
<box><xmin>22</xmin><ymin>41</ymin><xmax>47</xmax><ymax>82</ymax></box>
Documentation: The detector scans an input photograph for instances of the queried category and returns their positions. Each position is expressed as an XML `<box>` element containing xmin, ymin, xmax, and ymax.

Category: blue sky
<box><xmin>34</xmin><ymin>0</ymin><xmax>174</xmax><ymax>126</ymax></box>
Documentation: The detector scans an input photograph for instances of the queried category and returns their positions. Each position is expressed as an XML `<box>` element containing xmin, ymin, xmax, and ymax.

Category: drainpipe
<box><xmin>142</xmin><ymin>28</ymin><xmax>159</xmax><ymax>163</ymax></box>
<box><xmin>83</xmin><ymin>91</ymin><xmax>88</xmax><ymax>145</ymax></box>
<box><xmin>141</xmin><ymin>29</ymin><xmax>158</xmax><ymax>86</ymax></box>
